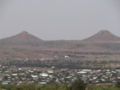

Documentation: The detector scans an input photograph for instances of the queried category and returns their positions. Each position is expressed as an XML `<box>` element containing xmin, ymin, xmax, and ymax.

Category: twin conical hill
<box><xmin>0</xmin><ymin>30</ymin><xmax>120</xmax><ymax>46</ymax></box>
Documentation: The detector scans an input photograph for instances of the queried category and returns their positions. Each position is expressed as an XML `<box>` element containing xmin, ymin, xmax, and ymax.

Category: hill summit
<box><xmin>0</xmin><ymin>31</ymin><xmax>43</xmax><ymax>45</ymax></box>
<box><xmin>84</xmin><ymin>30</ymin><xmax>120</xmax><ymax>42</ymax></box>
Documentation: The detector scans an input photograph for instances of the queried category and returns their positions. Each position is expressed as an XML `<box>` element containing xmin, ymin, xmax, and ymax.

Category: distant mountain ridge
<box><xmin>0</xmin><ymin>30</ymin><xmax>120</xmax><ymax>43</ymax></box>
<box><xmin>0</xmin><ymin>30</ymin><xmax>120</xmax><ymax>60</ymax></box>
<box><xmin>0</xmin><ymin>30</ymin><xmax>120</xmax><ymax>46</ymax></box>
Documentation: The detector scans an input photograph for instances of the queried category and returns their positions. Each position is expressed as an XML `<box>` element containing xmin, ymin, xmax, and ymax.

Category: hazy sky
<box><xmin>0</xmin><ymin>0</ymin><xmax>120</xmax><ymax>40</ymax></box>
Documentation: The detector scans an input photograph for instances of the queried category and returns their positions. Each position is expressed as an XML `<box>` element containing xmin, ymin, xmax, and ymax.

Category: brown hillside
<box><xmin>84</xmin><ymin>30</ymin><xmax>120</xmax><ymax>42</ymax></box>
<box><xmin>0</xmin><ymin>31</ymin><xmax>43</xmax><ymax>45</ymax></box>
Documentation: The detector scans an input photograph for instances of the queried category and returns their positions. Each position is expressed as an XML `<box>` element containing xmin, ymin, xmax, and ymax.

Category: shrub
<box><xmin>68</xmin><ymin>79</ymin><xmax>87</xmax><ymax>90</ymax></box>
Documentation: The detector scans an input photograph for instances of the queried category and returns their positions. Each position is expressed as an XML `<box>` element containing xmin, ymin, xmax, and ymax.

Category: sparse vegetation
<box><xmin>0</xmin><ymin>84</ymin><xmax>120</xmax><ymax>90</ymax></box>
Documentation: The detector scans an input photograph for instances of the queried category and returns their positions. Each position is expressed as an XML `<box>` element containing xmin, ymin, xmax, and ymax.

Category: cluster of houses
<box><xmin>0</xmin><ymin>64</ymin><xmax>120</xmax><ymax>85</ymax></box>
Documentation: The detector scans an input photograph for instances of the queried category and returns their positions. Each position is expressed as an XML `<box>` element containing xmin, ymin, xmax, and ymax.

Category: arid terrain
<box><xmin>0</xmin><ymin>30</ymin><xmax>120</xmax><ymax>68</ymax></box>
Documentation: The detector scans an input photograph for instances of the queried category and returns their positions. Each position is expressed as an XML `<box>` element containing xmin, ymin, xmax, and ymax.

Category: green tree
<box><xmin>115</xmin><ymin>80</ymin><xmax>120</xmax><ymax>88</ymax></box>
<box><xmin>69</xmin><ymin>79</ymin><xmax>87</xmax><ymax>90</ymax></box>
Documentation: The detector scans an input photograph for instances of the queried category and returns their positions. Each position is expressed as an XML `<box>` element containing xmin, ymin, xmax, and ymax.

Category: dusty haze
<box><xmin>0</xmin><ymin>0</ymin><xmax>120</xmax><ymax>40</ymax></box>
